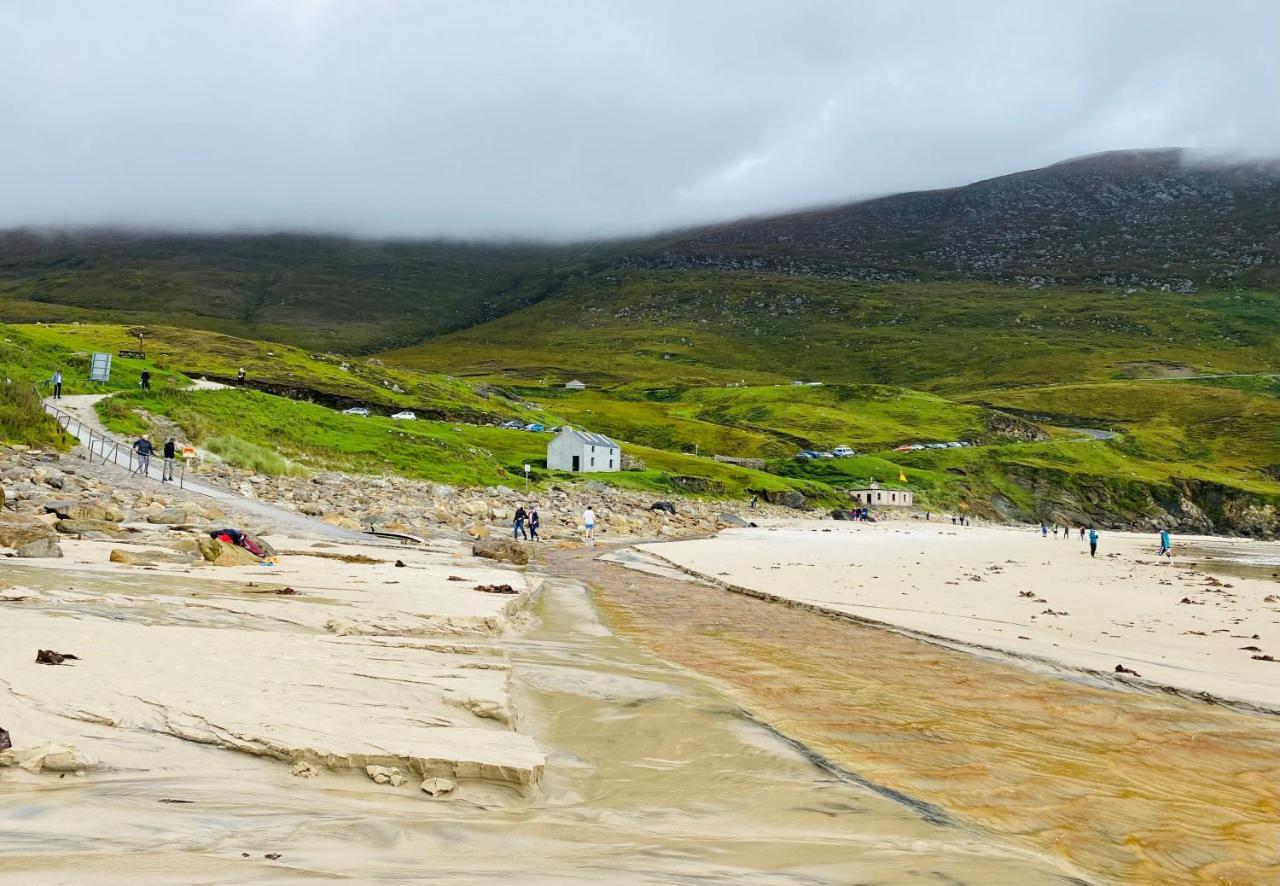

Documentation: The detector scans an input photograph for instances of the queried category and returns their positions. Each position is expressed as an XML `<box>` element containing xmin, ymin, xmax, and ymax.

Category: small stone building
<box><xmin>849</xmin><ymin>481</ymin><xmax>913</xmax><ymax>508</ymax></box>
<box><xmin>564</xmin><ymin>379</ymin><xmax>587</xmax><ymax>391</ymax></box>
<box><xmin>547</xmin><ymin>427</ymin><xmax>620</xmax><ymax>473</ymax></box>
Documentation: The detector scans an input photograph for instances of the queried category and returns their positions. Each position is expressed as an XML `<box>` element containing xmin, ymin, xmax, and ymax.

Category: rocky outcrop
<box><xmin>0</xmin><ymin>512</ymin><xmax>57</xmax><ymax>548</ymax></box>
<box><xmin>14</xmin><ymin>538</ymin><xmax>62</xmax><ymax>558</ymax></box>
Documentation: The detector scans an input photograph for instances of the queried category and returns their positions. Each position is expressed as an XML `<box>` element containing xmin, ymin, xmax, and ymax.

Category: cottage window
<box><xmin>591</xmin><ymin>457</ymin><xmax>595</xmax><ymax>467</ymax></box>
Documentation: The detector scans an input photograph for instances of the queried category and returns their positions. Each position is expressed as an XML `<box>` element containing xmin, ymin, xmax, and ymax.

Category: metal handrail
<box><xmin>39</xmin><ymin>389</ymin><xmax>186</xmax><ymax>489</ymax></box>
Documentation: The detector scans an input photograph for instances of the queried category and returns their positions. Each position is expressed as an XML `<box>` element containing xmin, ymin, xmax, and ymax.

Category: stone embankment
<box><xmin>190</xmin><ymin>462</ymin><xmax>798</xmax><ymax>542</ymax></box>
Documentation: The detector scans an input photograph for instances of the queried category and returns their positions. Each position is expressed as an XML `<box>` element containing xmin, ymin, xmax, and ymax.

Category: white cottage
<box><xmin>548</xmin><ymin>427</ymin><xmax>620</xmax><ymax>473</ymax></box>
<box><xmin>564</xmin><ymin>379</ymin><xmax>587</xmax><ymax>391</ymax></box>
<box><xmin>849</xmin><ymin>481</ymin><xmax>913</xmax><ymax>508</ymax></box>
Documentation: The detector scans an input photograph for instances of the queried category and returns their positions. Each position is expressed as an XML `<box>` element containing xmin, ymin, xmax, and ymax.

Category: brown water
<box><xmin>550</xmin><ymin>547</ymin><xmax>1280</xmax><ymax>885</ymax></box>
<box><xmin>0</xmin><ymin>565</ymin><xmax>1075</xmax><ymax>884</ymax></box>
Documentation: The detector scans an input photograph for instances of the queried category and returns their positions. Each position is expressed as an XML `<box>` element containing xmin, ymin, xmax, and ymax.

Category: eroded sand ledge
<box><xmin>1</xmin><ymin>536</ymin><xmax>545</xmax><ymax>791</ymax></box>
<box><xmin>640</xmin><ymin>522</ymin><xmax>1280</xmax><ymax>711</ymax></box>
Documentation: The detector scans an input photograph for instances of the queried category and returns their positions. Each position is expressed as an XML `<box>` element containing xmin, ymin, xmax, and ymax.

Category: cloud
<box><xmin>2</xmin><ymin>0</ymin><xmax>1277</xmax><ymax>240</ymax></box>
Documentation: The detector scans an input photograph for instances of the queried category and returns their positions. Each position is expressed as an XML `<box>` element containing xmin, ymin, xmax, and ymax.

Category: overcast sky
<box><xmin>2</xmin><ymin>0</ymin><xmax>1277</xmax><ymax>240</ymax></box>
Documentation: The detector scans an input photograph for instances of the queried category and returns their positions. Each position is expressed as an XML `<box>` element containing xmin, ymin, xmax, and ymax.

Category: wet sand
<box><xmin>640</xmin><ymin>522</ymin><xmax>1280</xmax><ymax>710</ymax></box>
<box><xmin>559</xmin><ymin>544</ymin><xmax>1280</xmax><ymax>884</ymax></box>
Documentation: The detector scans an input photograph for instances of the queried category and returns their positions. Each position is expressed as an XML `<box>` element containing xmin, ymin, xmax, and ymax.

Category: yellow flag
<box><xmin>898</xmin><ymin>470</ymin><xmax>907</xmax><ymax>483</ymax></box>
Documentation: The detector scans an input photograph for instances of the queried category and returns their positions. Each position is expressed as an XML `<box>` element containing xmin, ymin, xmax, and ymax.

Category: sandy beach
<box><xmin>640</xmin><ymin>521</ymin><xmax>1280</xmax><ymax>710</ymax></box>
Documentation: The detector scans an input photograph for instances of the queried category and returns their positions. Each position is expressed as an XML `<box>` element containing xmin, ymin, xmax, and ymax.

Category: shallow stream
<box><xmin>0</xmin><ymin>568</ymin><xmax>1074</xmax><ymax>883</ymax></box>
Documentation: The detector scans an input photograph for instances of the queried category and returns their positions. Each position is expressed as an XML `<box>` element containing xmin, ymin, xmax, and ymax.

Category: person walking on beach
<box><xmin>1041</xmin><ymin>522</ymin><xmax>1048</xmax><ymax>538</ymax></box>
<box><xmin>162</xmin><ymin>436</ymin><xmax>177</xmax><ymax>481</ymax></box>
<box><xmin>133</xmin><ymin>434</ymin><xmax>154</xmax><ymax>476</ymax></box>
<box><xmin>528</xmin><ymin>504</ymin><xmax>540</xmax><ymax>541</ymax></box>
<box><xmin>140</xmin><ymin>369</ymin><xmax>151</xmax><ymax>390</ymax></box>
<box><xmin>1079</xmin><ymin>526</ymin><xmax>1086</xmax><ymax>541</ymax></box>
<box><xmin>1061</xmin><ymin>524</ymin><xmax>1070</xmax><ymax>540</ymax></box>
<box><xmin>1088</xmin><ymin>528</ymin><xmax>1099</xmax><ymax>558</ymax></box>
<box><xmin>1157</xmin><ymin>527</ymin><xmax>1173</xmax><ymax>564</ymax></box>
<box><xmin>51</xmin><ymin>369</ymin><xmax>63</xmax><ymax>399</ymax></box>
<box><xmin>750</xmin><ymin>494</ymin><xmax>759</xmax><ymax>509</ymax></box>
<box><xmin>583</xmin><ymin>505</ymin><xmax>596</xmax><ymax>541</ymax></box>
<box><xmin>513</xmin><ymin>504</ymin><xmax>529</xmax><ymax>540</ymax></box>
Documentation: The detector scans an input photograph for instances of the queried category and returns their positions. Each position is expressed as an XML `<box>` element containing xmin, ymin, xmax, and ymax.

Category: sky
<box><xmin>2</xmin><ymin>0</ymin><xmax>1278</xmax><ymax>240</ymax></box>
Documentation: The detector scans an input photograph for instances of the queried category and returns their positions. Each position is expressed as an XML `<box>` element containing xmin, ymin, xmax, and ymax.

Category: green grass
<box><xmin>0</xmin><ymin>381</ymin><xmax>69</xmax><ymax>450</ymax></box>
<box><xmin>385</xmin><ymin>272</ymin><xmax>1280</xmax><ymax>393</ymax></box>
<box><xmin>0</xmin><ymin>232</ymin><xmax>609</xmax><ymax>352</ymax></box>
<box><xmin>96</xmin><ymin>388</ymin><xmax>832</xmax><ymax>501</ymax></box>
<box><xmin>17</xmin><ymin>323</ymin><xmax>542</xmax><ymax>423</ymax></box>
<box><xmin>205</xmin><ymin>435</ymin><xmax>306</xmax><ymax>476</ymax></box>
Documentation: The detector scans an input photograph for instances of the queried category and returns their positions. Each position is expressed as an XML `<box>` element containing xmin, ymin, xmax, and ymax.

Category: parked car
<box><xmin>341</xmin><ymin>406</ymin><xmax>370</xmax><ymax>417</ymax></box>
<box><xmin>390</xmin><ymin>411</ymin><xmax>417</xmax><ymax>421</ymax></box>
<box><xmin>816</xmin><ymin>451</ymin><xmax>835</xmax><ymax>459</ymax></box>
<box><xmin>796</xmin><ymin>450</ymin><xmax>821</xmax><ymax>459</ymax></box>
<box><xmin>832</xmin><ymin>446</ymin><xmax>855</xmax><ymax>458</ymax></box>
<box><xmin>524</xmin><ymin>423</ymin><xmax>546</xmax><ymax>432</ymax></box>
<box><xmin>947</xmin><ymin>441</ymin><xmax>964</xmax><ymax>448</ymax></box>
<box><xmin>894</xmin><ymin>444</ymin><xmax>912</xmax><ymax>452</ymax></box>
<box><xmin>500</xmin><ymin>420</ymin><xmax>523</xmax><ymax>429</ymax></box>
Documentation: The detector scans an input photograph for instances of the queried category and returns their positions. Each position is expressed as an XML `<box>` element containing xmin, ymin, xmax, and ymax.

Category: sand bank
<box><xmin>641</xmin><ymin>522</ymin><xmax>1280</xmax><ymax>710</ymax></box>
<box><xmin>1</xmin><ymin>536</ymin><xmax>545</xmax><ymax>791</ymax></box>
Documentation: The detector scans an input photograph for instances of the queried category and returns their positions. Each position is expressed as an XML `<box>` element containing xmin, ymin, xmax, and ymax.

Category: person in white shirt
<box><xmin>51</xmin><ymin>369</ymin><xmax>63</xmax><ymax>399</ymax></box>
<box><xmin>583</xmin><ymin>506</ymin><xmax>596</xmax><ymax>541</ymax></box>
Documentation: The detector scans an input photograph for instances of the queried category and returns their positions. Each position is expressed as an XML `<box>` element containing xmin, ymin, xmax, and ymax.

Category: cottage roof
<box><xmin>557</xmin><ymin>427</ymin><xmax>618</xmax><ymax>448</ymax></box>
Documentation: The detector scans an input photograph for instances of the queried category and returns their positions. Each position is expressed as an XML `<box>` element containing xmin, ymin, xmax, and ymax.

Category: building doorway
<box><xmin>572</xmin><ymin>455</ymin><xmax>580</xmax><ymax>472</ymax></box>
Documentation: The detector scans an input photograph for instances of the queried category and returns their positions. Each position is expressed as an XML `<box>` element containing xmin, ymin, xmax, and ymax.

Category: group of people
<box><xmin>512</xmin><ymin>504</ymin><xmax>600</xmax><ymax>542</ymax></box>
<box><xmin>1040</xmin><ymin>522</ymin><xmax>1173</xmax><ymax>561</ymax></box>
<box><xmin>132</xmin><ymin>434</ymin><xmax>181</xmax><ymax>481</ymax></box>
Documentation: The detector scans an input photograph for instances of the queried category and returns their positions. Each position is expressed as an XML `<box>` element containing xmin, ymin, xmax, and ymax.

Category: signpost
<box><xmin>89</xmin><ymin>352</ymin><xmax>112</xmax><ymax>383</ymax></box>
<box><xmin>523</xmin><ymin>463</ymin><xmax>531</xmax><ymax>492</ymax></box>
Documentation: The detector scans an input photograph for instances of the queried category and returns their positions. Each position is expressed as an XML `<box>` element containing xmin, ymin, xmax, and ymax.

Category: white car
<box><xmin>341</xmin><ymin>407</ymin><xmax>370</xmax><ymax>417</ymax></box>
<box><xmin>390</xmin><ymin>410</ymin><xmax>417</xmax><ymax>421</ymax></box>
<box><xmin>832</xmin><ymin>446</ymin><xmax>855</xmax><ymax>458</ymax></box>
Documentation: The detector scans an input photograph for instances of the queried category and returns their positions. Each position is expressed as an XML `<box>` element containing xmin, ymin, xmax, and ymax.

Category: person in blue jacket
<box><xmin>1088</xmin><ymin>528</ymin><xmax>1099</xmax><ymax>557</ymax></box>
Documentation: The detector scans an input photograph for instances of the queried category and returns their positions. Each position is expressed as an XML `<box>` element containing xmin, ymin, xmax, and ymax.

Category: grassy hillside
<box><xmin>97</xmin><ymin>388</ymin><xmax>828</xmax><ymax>501</ymax></box>
<box><xmin>526</xmin><ymin>384</ymin><xmax>993</xmax><ymax>458</ymax></box>
<box><xmin>0</xmin><ymin>231</ymin><xmax>607</xmax><ymax>352</ymax></box>
<box><xmin>17</xmin><ymin>323</ymin><xmax>541</xmax><ymax>422</ymax></box>
<box><xmin>387</xmin><ymin>272</ymin><xmax>1280</xmax><ymax>393</ymax></box>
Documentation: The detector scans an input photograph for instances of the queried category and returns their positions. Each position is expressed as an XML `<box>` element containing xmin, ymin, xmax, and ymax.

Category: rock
<box><xmin>197</xmin><ymin>536</ymin><xmax>262</xmax><ymax>566</ymax></box>
<box><xmin>0</xmin><ymin>742</ymin><xmax>87</xmax><ymax>774</ymax></box>
<box><xmin>56</xmin><ymin>518</ymin><xmax>123</xmax><ymax>535</ymax></box>
<box><xmin>0</xmin><ymin>512</ymin><xmax>58</xmax><ymax>548</ymax></box>
<box><xmin>15</xmin><ymin>538</ymin><xmax>63</xmax><ymax>558</ymax></box>
<box><xmin>146</xmin><ymin>507</ymin><xmax>198</xmax><ymax>525</ymax></box>
<box><xmin>299</xmin><ymin>502</ymin><xmax>325</xmax><ymax>516</ymax></box>
<box><xmin>36</xmin><ymin>649</ymin><xmax>79</xmax><ymax>665</ymax></box>
<box><xmin>650</xmin><ymin>501</ymin><xmax>677</xmax><ymax>514</ymax></box>
<box><xmin>420</xmin><ymin>776</ymin><xmax>457</xmax><ymax>796</ymax></box>
<box><xmin>109</xmin><ymin>549</ymin><xmax>142</xmax><ymax>565</ymax></box>
<box><xmin>466</xmin><ymin>523</ymin><xmax>490</xmax><ymax>540</ymax></box>
<box><xmin>61</xmin><ymin>502</ymin><xmax>124</xmax><ymax>523</ymax></box>
<box><xmin>290</xmin><ymin>760</ymin><xmax>321</xmax><ymax>778</ymax></box>
<box><xmin>460</xmin><ymin>499</ymin><xmax>491</xmax><ymax>518</ymax></box>
<box><xmin>472</xmin><ymin>537</ymin><xmax>528</xmax><ymax>566</ymax></box>
<box><xmin>717</xmin><ymin>512</ymin><xmax>750</xmax><ymax>527</ymax></box>
<box><xmin>365</xmin><ymin>764</ymin><xmax>405</xmax><ymax>786</ymax></box>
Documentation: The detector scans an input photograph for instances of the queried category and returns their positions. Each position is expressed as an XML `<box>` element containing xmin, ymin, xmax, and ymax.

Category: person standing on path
<box><xmin>133</xmin><ymin>434</ymin><xmax>154</xmax><ymax>476</ymax></box>
<box><xmin>1158</xmin><ymin>527</ymin><xmax>1173</xmax><ymax>564</ymax></box>
<box><xmin>51</xmin><ymin>369</ymin><xmax>63</xmax><ymax>399</ymax></box>
<box><xmin>1088</xmin><ymin>528</ymin><xmax>1099</xmax><ymax>558</ymax></box>
<box><xmin>162</xmin><ymin>437</ymin><xmax>177</xmax><ymax>481</ymax></box>
<box><xmin>528</xmin><ymin>504</ymin><xmax>541</xmax><ymax>541</ymax></box>
<box><xmin>513</xmin><ymin>504</ymin><xmax>529</xmax><ymax>540</ymax></box>
<box><xmin>140</xmin><ymin>369</ymin><xmax>151</xmax><ymax>390</ymax></box>
<box><xmin>583</xmin><ymin>506</ymin><xmax>596</xmax><ymax>541</ymax></box>
<box><xmin>237</xmin><ymin>367</ymin><xmax>246</xmax><ymax>385</ymax></box>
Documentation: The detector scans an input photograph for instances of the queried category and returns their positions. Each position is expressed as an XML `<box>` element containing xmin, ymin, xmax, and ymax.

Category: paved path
<box><xmin>43</xmin><ymin>393</ymin><xmax>362</xmax><ymax>540</ymax></box>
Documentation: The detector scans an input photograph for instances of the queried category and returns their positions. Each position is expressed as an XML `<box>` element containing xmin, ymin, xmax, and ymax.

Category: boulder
<box><xmin>146</xmin><ymin>507</ymin><xmax>199</xmax><ymax>525</ymax></box>
<box><xmin>197</xmin><ymin>536</ymin><xmax>262</xmax><ymax>566</ymax></box>
<box><xmin>420</xmin><ymin>776</ymin><xmax>457</xmax><ymax>796</ymax></box>
<box><xmin>15</xmin><ymin>538</ymin><xmax>63</xmax><ymax>558</ymax></box>
<box><xmin>460</xmin><ymin>499</ymin><xmax>491</xmax><ymax>518</ymax></box>
<box><xmin>467</xmin><ymin>523</ymin><xmax>490</xmax><ymax>540</ymax></box>
<box><xmin>55</xmin><ymin>501</ymin><xmax>124</xmax><ymax>523</ymax></box>
<box><xmin>56</xmin><ymin>518</ymin><xmax>125</xmax><ymax>535</ymax></box>
<box><xmin>472</xmin><ymin>537</ymin><xmax>529</xmax><ymax>566</ymax></box>
<box><xmin>717</xmin><ymin>512</ymin><xmax>751</xmax><ymax>527</ymax></box>
<box><xmin>0</xmin><ymin>512</ymin><xmax>58</xmax><ymax>549</ymax></box>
